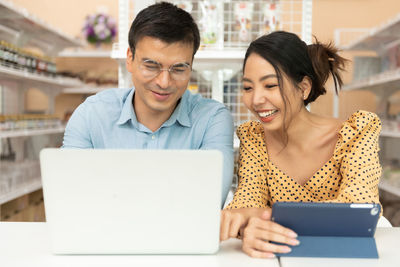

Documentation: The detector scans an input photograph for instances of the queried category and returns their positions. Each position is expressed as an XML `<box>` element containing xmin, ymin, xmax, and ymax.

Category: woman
<box><xmin>220</xmin><ymin>31</ymin><xmax>382</xmax><ymax>258</ymax></box>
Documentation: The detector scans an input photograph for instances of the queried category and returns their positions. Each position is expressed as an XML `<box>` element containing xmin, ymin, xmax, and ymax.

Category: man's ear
<box><xmin>299</xmin><ymin>76</ymin><xmax>312</xmax><ymax>100</ymax></box>
<box><xmin>126</xmin><ymin>47</ymin><xmax>134</xmax><ymax>73</ymax></box>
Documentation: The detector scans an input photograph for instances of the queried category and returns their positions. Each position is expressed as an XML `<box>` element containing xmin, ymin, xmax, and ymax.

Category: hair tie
<box><xmin>328</xmin><ymin>57</ymin><xmax>335</xmax><ymax>62</ymax></box>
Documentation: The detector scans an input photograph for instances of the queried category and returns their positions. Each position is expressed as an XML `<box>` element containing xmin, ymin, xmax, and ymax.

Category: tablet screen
<box><xmin>271</xmin><ymin>202</ymin><xmax>380</xmax><ymax>237</ymax></box>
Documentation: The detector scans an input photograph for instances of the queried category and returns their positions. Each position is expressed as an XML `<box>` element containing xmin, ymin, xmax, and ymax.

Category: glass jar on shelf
<box><xmin>36</xmin><ymin>54</ymin><xmax>47</xmax><ymax>74</ymax></box>
<box><xmin>9</xmin><ymin>43</ymin><xmax>19</xmax><ymax>68</ymax></box>
<box><xmin>0</xmin><ymin>115</ymin><xmax>5</xmax><ymax>131</ymax></box>
<box><xmin>0</xmin><ymin>40</ymin><xmax>6</xmax><ymax>66</ymax></box>
<box><xmin>17</xmin><ymin>48</ymin><xmax>28</xmax><ymax>71</ymax></box>
<box><xmin>2</xmin><ymin>42</ymin><xmax>12</xmax><ymax>67</ymax></box>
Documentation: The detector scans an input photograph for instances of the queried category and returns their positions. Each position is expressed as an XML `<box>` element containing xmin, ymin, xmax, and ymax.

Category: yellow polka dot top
<box><xmin>226</xmin><ymin>110</ymin><xmax>382</xmax><ymax>210</ymax></box>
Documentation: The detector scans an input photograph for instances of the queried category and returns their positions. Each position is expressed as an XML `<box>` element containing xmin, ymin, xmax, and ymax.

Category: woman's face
<box><xmin>242</xmin><ymin>53</ymin><xmax>304</xmax><ymax>132</ymax></box>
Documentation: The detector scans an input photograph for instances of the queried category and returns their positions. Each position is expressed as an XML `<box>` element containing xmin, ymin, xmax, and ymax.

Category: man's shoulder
<box><xmin>185</xmin><ymin>91</ymin><xmax>227</xmax><ymax>114</ymax></box>
<box><xmin>182</xmin><ymin>91</ymin><xmax>232</xmax><ymax>129</ymax></box>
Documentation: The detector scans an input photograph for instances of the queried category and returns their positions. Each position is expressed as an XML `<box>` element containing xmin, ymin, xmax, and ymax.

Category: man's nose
<box><xmin>154</xmin><ymin>70</ymin><xmax>171</xmax><ymax>89</ymax></box>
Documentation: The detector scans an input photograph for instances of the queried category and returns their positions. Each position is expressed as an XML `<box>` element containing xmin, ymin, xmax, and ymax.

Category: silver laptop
<box><xmin>40</xmin><ymin>148</ymin><xmax>222</xmax><ymax>254</ymax></box>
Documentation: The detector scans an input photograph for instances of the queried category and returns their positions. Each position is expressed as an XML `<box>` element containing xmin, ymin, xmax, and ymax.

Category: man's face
<box><xmin>126</xmin><ymin>36</ymin><xmax>193</xmax><ymax>119</ymax></box>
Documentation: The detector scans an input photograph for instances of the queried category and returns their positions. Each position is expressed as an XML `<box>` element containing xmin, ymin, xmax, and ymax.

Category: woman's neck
<box><xmin>264</xmin><ymin>107</ymin><xmax>318</xmax><ymax>151</ymax></box>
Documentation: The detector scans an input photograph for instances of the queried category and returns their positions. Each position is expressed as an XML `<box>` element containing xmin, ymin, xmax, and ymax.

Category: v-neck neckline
<box><xmin>267</xmin><ymin>158</ymin><xmax>333</xmax><ymax>187</ymax></box>
<box><xmin>263</xmin><ymin>124</ymin><xmax>345</xmax><ymax>187</ymax></box>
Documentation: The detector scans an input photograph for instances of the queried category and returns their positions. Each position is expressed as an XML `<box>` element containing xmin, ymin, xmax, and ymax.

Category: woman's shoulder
<box><xmin>340</xmin><ymin>110</ymin><xmax>381</xmax><ymax>135</ymax></box>
<box><xmin>236</xmin><ymin>120</ymin><xmax>264</xmax><ymax>137</ymax></box>
<box><xmin>333</xmin><ymin>110</ymin><xmax>381</xmax><ymax>158</ymax></box>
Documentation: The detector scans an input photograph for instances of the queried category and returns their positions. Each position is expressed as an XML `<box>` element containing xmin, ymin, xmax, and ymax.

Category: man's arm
<box><xmin>62</xmin><ymin>102</ymin><xmax>94</xmax><ymax>148</ymax></box>
<box><xmin>200</xmin><ymin>107</ymin><xmax>234</xmax><ymax>208</ymax></box>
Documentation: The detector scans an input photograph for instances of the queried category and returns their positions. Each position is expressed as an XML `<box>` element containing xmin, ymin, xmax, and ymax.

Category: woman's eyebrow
<box><xmin>259</xmin><ymin>74</ymin><xmax>277</xmax><ymax>82</ymax></box>
<box><xmin>242</xmin><ymin>74</ymin><xmax>277</xmax><ymax>83</ymax></box>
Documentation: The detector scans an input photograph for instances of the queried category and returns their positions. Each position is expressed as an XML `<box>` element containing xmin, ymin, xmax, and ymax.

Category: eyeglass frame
<box><xmin>137</xmin><ymin>58</ymin><xmax>192</xmax><ymax>81</ymax></box>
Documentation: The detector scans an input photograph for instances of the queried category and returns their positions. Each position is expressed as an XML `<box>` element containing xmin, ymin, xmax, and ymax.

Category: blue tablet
<box><xmin>271</xmin><ymin>202</ymin><xmax>381</xmax><ymax>258</ymax></box>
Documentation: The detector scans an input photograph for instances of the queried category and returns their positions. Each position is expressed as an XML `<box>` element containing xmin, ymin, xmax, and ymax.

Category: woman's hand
<box><xmin>220</xmin><ymin>208</ymin><xmax>268</xmax><ymax>241</ymax></box>
<box><xmin>242</xmin><ymin>210</ymin><xmax>299</xmax><ymax>258</ymax></box>
<box><xmin>220</xmin><ymin>210</ymin><xmax>246</xmax><ymax>241</ymax></box>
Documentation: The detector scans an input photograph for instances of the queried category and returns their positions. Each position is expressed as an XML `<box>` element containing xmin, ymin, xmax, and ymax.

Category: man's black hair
<box><xmin>128</xmin><ymin>2</ymin><xmax>200</xmax><ymax>59</ymax></box>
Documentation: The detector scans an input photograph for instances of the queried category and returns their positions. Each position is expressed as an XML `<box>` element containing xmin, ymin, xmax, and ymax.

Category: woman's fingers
<box><xmin>245</xmin><ymin>226</ymin><xmax>299</xmax><ymax>246</ymax></box>
<box><xmin>248</xmin><ymin>216</ymin><xmax>298</xmax><ymax>240</ymax></box>
<box><xmin>220</xmin><ymin>211</ymin><xmax>231</xmax><ymax>241</ymax></box>
<box><xmin>241</xmin><ymin>216</ymin><xmax>300</xmax><ymax>257</ymax></box>
<box><xmin>242</xmin><ymin>242</ymin><xmax>276</xmax><ymax>259</ymax></box>
<box><xmin>220</xmin><ymin>211</ymin><xmax>246</xmax><ymax>241</ymax></box>
<box><xmin>247</xmin><ymin>237</ymin><xmax>293</xmax><ymax>254</ymax></box>
<box><xmin>228</xmin><ymin>213</ymin><xmax>244</xmax><ymax>238</ymax></box>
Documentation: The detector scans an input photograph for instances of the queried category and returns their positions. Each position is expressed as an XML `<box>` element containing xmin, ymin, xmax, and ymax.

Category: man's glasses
<box><xmin>138</xmin><ymin>59</ymin><xmax>192</xmax><ymax>81</ymax></box>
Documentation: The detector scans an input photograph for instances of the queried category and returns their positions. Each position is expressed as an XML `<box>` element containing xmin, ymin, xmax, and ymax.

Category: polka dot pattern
<box><xmin>226</xmin><ymin>110</ymin><xmax>382</xmax><ymax>210</ymax></box>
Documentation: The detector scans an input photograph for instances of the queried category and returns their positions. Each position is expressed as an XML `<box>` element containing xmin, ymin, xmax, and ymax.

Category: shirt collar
<box><xmin>163</xmin><ymin>90</ymin><xmax>191</xmax><ymax>128</ymax></box>
<box><xmin>116</xmin><ymin>88</ymin><xmax>192</xmax><ymax>128</ymax></box>
<box><xmin>117</xmin><ymin>88</ymin><xmax>138</xmax><ymax>126</ymax></box>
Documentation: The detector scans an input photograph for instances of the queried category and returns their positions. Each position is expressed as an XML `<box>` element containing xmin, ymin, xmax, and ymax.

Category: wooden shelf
<box><xmin>0</xmin><ymin>64</ymin><xmax>84</xmax><ymax>89</ymax></box>
<box><xmin>381</xmin><ymin>130</ymin><xmax>400</xmax><ymax>139</ymax></box>
<box><xmin>342</xmin><ymin>68</ymin><xmax>400</xmax><ymax>92</ymax></box>
<box><xmin>62</xmin><ymin>86</ymin><xmax>110</xmax><ymax>94</ymax></box>
<box><xmin>0</xmin><ymin>176</ymin><xmax>41</xmax><ymax>205</ymax></box>
<box><xmin>379</xmin><ymin>180</ymin><xmax>400</xmax><ymax>198</ymax></box>
<box><xmin>345</xmin><ymin>13</ymin><xmax>400</xmax><ymax>51</ymax></box>
<box><xmin>58</xmin><ymin>49</ymin><xmax>111</xmax><ymax>58</ymax></box>
<box><xmin>0</xmin><ymin>0</ymin><xmax>81</xmax><ymax>54</ymax></box>
<box><xmin>0</xmin><ymin>126</ymin><xmax>65</xmax><ymax>138</ymax></box>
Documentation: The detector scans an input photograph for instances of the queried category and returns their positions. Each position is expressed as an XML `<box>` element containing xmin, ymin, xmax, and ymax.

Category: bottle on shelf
<box><xmin>0</xmin><ymin>40</ymin><xmax>58</xmax><ymax>76</ymax></box>
<box><xmin>0</xmin><ymin>114</ymin><xmax>62</xmax><ymax>131</ymax></box>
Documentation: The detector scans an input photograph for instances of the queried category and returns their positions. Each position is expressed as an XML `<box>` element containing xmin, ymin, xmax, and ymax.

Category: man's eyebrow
<box><xmin>173</xmin><ymin>62</ymin><xmax>191</xmax><ymax>66</ymax></box>
<box><xmin>142</xmin><ymin>58</ymin><xmax>159</xmax><ymax>63</ymax></box>
<box><xmin>142</xmin><ymin>58</ymin><xmax>191</xmax><ymax>67</ymax></box>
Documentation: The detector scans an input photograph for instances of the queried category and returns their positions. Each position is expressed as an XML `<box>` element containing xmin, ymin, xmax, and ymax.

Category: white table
<box><xmin>1</xmin><ymin>223</ymin><xmax>398</xmax><ymax>267</ymax></box>
<box><xmin>0</xmin><ymin>222</ymin><xmax>279</xmax><ymax>267</ymax></box>
<box><xmin>280</xmin><ymin>227</ymin><xmax>400</xmax><ymax>267</ymax></box>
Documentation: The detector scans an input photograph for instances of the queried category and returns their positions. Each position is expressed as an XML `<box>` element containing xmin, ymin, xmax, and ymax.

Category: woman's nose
<box><xmin>252</xmin><ymin>87</ymin><xmax>269</xmax><ymax>106</ymax></box>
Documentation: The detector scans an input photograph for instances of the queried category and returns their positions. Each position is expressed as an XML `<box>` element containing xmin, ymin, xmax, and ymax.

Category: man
<box><xmin>62</xmin><ymin>2</ymin><xmax>234</xmax><ymax>206</ymax></box>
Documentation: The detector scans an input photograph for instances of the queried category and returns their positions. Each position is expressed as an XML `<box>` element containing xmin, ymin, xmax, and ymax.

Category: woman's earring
<box><xmin>303</xmin><ymin>95</ymin><xmax>307</xmax><ymax>100</ymax></box>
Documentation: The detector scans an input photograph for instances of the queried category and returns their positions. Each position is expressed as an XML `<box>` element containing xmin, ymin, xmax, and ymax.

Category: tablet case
<box><xmin>271</xmin><ymin>202</ymin><xmax>380</xmax><ymax>258</ymax></box>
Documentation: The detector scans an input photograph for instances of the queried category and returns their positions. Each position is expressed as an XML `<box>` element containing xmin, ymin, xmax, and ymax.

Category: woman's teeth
<box><xmin>258</xmin><ymin>110</ymin><xmax>278</xmax><ymax>117</ymax></box>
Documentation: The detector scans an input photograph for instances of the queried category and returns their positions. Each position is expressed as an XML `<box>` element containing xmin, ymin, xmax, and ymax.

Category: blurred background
<box><xmin>1</xmin><ymin>0</ymin><xmax>400</xmax><ymax>226</ymax></box>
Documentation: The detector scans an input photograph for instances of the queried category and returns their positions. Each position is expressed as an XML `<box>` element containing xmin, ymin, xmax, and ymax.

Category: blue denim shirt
<box><xmin>62</xmin><ymin>88</ymin><xmax>234</xmax><ymax>206</ymax></box>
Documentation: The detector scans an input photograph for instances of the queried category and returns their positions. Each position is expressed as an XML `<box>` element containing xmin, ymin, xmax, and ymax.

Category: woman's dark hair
<box><xmin>243</xmin><ymin>31</ymin><xmax>348</xmax><ymax>146</ymax></box>
<box><xmin>128</xmin><ymin>2</ymin><xmax>200</xmax><ymax>59</ymax></box>
<box><xmin>243</xmin><ymin>31</ymin><xmax>347</xmax><ymax>106</ymax></box>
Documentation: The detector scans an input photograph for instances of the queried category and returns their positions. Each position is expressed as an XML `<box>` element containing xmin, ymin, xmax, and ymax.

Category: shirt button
<box><xmin>152</xmin><ymin>135</ymin><xmax>155</xmax><ymax>140</ymax></box>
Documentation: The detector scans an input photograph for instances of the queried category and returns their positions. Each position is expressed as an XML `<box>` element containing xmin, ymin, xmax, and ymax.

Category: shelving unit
<box><xmin>58</xmin><ymin>49</ymin><xmax>111</xmax><ymax>58</ymax></box>
<box><xmin>0</xmin><ymin>65</ymin><xmax>83</xmax><ymax>89</ymax></box>
<box><xmin>0</xmin><ymin>0</ymin><xmax>82</xmax><ymax>54</ymax></box>
<box><xmin>380</xmin><ymin>180</ymin><xmax>400</xmax><ymax>198</ymax></box>
<box><xmin>0</xmin><ymin>0</ymin><xmax>83</xmax><ymax>208</ymax></box>
<box><xmin>342</xmin><ymin>68</ymin><xmax>400</xmax><ymax>94</ymax></box>
<box><xmin>381</xmin><ymin>130</ymin><xmax>400</xmax><ymax>139</ymax></box>
<box><xmin>336</xmin><ymin>13</ymin><xmax>400</xmax><ymax>200</ymax></box>
<box><xmin>0</xmin><ymin>126</ymin><xmax>65</xmax><ymax>138</ymax></box>
<box><xmin>62</xmin><ymin>86</ymin><xmax>109</xmax><ymax>94</ymax></box>
<box><xmin>343</xmin><ymin>13</ymin><xmax>400</xmax><ymax>52</ymax></box>
<box><xmin>56</xmin><ymin>48</ymin><xmax>118</xmax><ymax>98</ymax></box>
<box><xmin>0</xmin><ymin>175</ymin><xmax>41</xmax><ymax>205</ymax></box>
